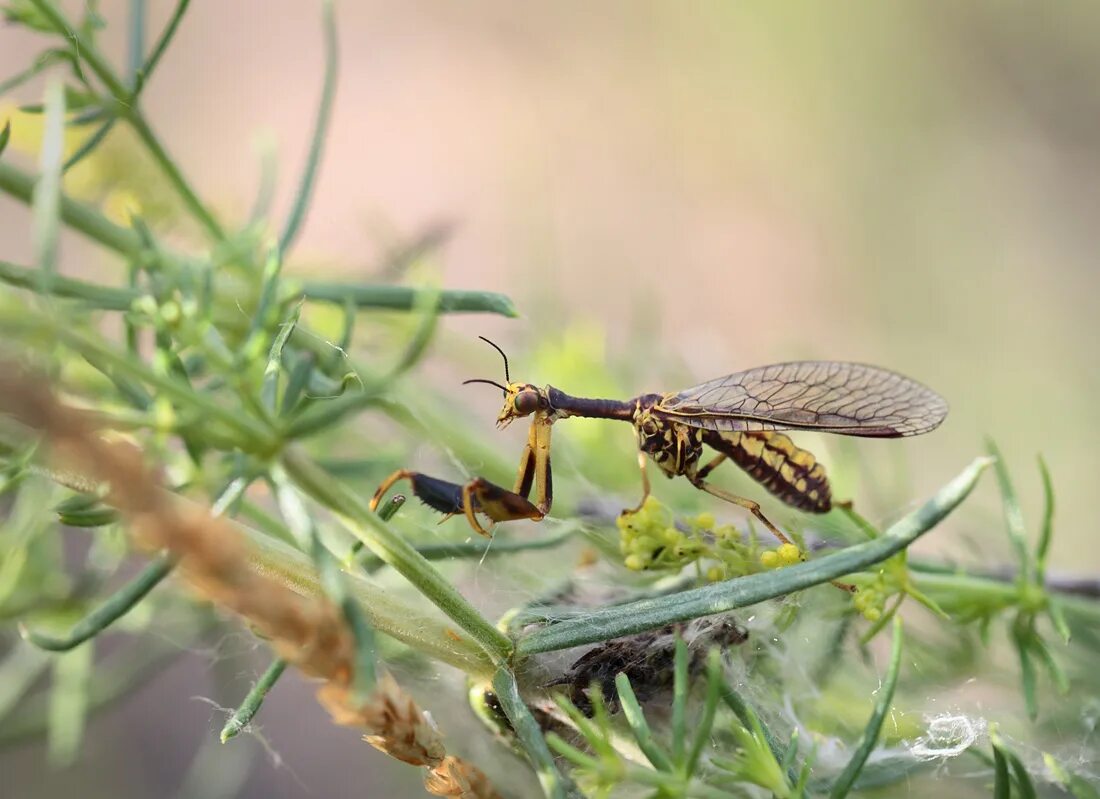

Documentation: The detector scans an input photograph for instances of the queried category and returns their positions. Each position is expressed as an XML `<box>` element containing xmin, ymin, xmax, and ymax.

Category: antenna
<box><xmin>477</xmin><ymin>336</ymin><xmax>510</xmax><ymax>383</ymax></box>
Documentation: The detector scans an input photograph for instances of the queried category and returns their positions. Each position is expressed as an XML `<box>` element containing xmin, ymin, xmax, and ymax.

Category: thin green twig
<box><xmin>828</xmin><ymin>616</ymin><xmax>904</xmax><ymax>798</ymax></box>
<box><xmin>491</xmin><ymin>668</ymin><xmax>576</xmax><ymax>799</ymax></box>
<box><xmin>279</xmin><ymin>0</ymin><xmax>337</xmax><ymax>255</ymax></box>
<box><xmin>19</xmin><ymin>553</ymin><xmax>175</xmax><ymax>651</ymax></box>
<box><xmin>0</xmin><ymin>259</ymin><xmax>137</xmax><ymax>309</ymax></box>
<box><xmin>27</xmin><ymin>0</ymin><xmax>225</xmax><ymax>241</ymax></box>
<box><xmin>138</xmin><ymin>0</ymin><xmax>190</xmax><ymax>91</ymax></box>
<box><xmin>220</xmin><ymin>657</ymin><xmax>287</xmax><ymax>743</ymax></box>
<box><xmin>517</xmin><ymin>458</ymin><xmax>991</xmax><ymax>655</ymax></box>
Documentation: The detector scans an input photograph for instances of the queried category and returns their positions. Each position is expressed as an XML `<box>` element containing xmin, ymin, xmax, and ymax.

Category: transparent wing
<box><xmin>658</xmin><ymin>361</ymin><xmax>948</xmax><ymax>437</ymax></box>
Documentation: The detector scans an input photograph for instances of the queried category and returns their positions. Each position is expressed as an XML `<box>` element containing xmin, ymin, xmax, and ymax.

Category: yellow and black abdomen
<box><xmin>703</xmin><ymin>430</ymin><xmax>832</xmax><ymax>513</ymax></box>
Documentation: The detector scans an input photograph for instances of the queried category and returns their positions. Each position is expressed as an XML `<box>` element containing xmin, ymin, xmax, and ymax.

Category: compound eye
<box><xmin>514</xmin><ymin>390</ymin><xmax>540</xmax><ymax>415</ymax></box>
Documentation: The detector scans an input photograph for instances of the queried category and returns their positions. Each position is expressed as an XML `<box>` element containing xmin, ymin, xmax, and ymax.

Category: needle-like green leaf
<box><xmin>279</xmin><ymin>0</ymin><xmax>337</xmax><ymax>255</ymax></box>
<box><xmin>518</xmin><ymin>458</ymin><xmax>990</xmax><ymax>655</ymax></box>
<box><xmin>19</xmin><ymin>553</ymin><xmax>175</xmax><ymax>651</ymax></box>
<box><xmin>616</xmin><ymin>673</ymin><xmax>674</xmax><ymax>772</ymax></box>
<box><xmin>828</xmin><ymin>616</ymin><xmax>904</xmax><ymax>799</ymax></box>
<box><xmin>220</xmin><ymin>657</ymin><xmax>287</xmax><ymax>743</ymax></box>
<box><xmin>1036</xmin><ymin>455</ymin><xmax>1054</xmax><ymax>583</ymax></box>
<box><xmin>492</xmin><ymin>668</ymin><xmax>575</xmax><ymax>799</ymax></box>
<box><xmin>987</xmin><ymin>439</ymin><xmax>1030</xmax><ymax>582</ymax></box>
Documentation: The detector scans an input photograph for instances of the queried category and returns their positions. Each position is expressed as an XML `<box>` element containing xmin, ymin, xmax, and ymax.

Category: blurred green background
<box><xmin>2</xmin><ymin>1</ymin><xmax>1098</xmax><ymax>796</ymax></box>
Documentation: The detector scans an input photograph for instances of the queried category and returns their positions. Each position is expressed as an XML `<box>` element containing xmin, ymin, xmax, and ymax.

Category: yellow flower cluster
<box><xmin>852</xmin><ymin>574</ymin><xmax>888</xmax><ymax>621</ymax></box>
<box><xmin>618</xmin><ymin>496</ymin><xmax>705</xmax><ymax>572</ymax></box>
<box><xmin>759</xmin><ymin>543</ymin><xmax>803</xmax><ymax>569</ymax></box>
<box><xmin>616</xmin><ymin>496</ymin><xmax>775</xmax><ymax>582</ymax></box>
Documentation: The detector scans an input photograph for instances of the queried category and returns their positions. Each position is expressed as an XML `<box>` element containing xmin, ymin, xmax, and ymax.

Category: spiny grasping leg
<box><xmin>370</xmin><ymin>469</ymin><xmax>417</xmax><ymax>512</ymax></box>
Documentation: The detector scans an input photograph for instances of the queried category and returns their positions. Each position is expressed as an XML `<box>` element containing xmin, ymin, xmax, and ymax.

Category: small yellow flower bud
<box><xmin>706</xmin><ymin>566</ymin><xmax>724</xmax><ymax>582</ymax></box>
<box><xmin>760</xmin><ymin>550</ymin><xmax>779</xmax><ymax>569</ymax></box>
<box><xmin>624</xmin><ymin>554</ymin><xmax>647</xmax><ymax>571</ymax></box>
<box><xmin>777</xmin><ymin>543</ymin><xmax>802</xmax><ymax>565</ymax></box>
<box><xmin>863</xmin><ymin>607</ymin><xmax>882</xmax><ymax>622</ymax></box>
<box><xmin>695</xmin><ymin>512</ymin><xmax>715</xmax><ymax>530</ymax></box>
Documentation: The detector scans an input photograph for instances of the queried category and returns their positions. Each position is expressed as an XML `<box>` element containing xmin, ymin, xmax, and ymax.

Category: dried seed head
<box><xmin>425</xmin><ymin>756</ymin><xmax>502</xmax><ymax>799</ymax></box>
<box><xmin>319</xmin><ymin>672</ymin><xmax>446</xmax><ymax>767</ymax></box>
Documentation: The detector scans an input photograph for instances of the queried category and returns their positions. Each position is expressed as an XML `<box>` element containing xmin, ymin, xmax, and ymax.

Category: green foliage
<box><xmin>1</xmin><ymin>3</ymin><xmax>1100</xmax><ymax>799</ymax></box>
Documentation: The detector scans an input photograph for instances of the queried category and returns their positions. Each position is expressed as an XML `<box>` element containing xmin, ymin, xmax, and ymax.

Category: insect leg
<box><xmin>688</xmin><ymin>476</ymin><xmax>795</xmax><ymax>546</ymax></box>
<box><xmin>513</xmin><ymin>420</ymin><xmax>538</xmax><ymax>498</ymax></box>
<box><xmin>461</xmin><ymin>481</ymin><xmax>494</xmax><ymax>537</ymax></box>
<box><xmin>690</xmin><ymin>474</ymin><xmax>856</xmax><ymax>593</ymax></box>
<box><xmin>462</xmin><ymin>477</ymin><xmax>545</xmax><ymax>538</ymax></box>
<box><xmin>370</xmin><ymin>469</ymin><xmax>418</xmax><ymax>512</ymax></box>
<box><xmin>695</xmin><ymin>453</ymin><xmax>728</xmax><ymax>482</ymax></box>
<box><xmin>531</xmin><ymin>415</ymin><xmax>554</xmax><ymax>515</ymax></box>
<box><xmin>622</xmin><ymin>446</ymin><xmax>652</xmax><ymax>515</ymax></box>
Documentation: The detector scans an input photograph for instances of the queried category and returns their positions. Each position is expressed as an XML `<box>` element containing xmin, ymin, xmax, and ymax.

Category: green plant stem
<box><xmin>616</xmin><ymin>673</ymin><xmax>675</xmax><ymax>771</ymax></box>
<box><xmin>300</xmin><ymin>280</ymin><xmax>518</xmax><ymax>317</ymax></box>
<box><xmin>0</xmin><ymin>160</ymin><xmax>517</xmax><ymax>316</ymax></box>
<box><xmin>126</xmin><ymin>0</ymin><xmax>146</xmax><ymax>83</ymax></box>
<box><xmin>27</xmin><ymin>0</ymin><xmax>225</xmax><ymax>241</ymax></box>
<box><xmin>280</xmin><ymin>447</ymin><xmax>512</xmax><ymax>664</ymax></box>
<box><xmin>140</xmin><ymin>0</ymin><xmax>190</xmax><ymax>88</ymax></box>
<box><xmin>0</xmin><ymin>162</ymin><xmax>143</xmax><ymax>257</ymax></box>
<box><xmin>0</xmin><ymin>259</ymin><xmax>136</xmax><ymax>309</ymax></box>
<box><xmin>516</xmin><ymin>458</ymin><xmax>991</xmax><ymax>656</ymax></box>
<box><xmin>220</xmin><ymin>657</ymin><xmax>287</xmax><ymax>743</ymax></box>
<box><xmin>356</xmin><ymin>527</ymin><xmax>579</xmax><ymax>572</ymax></box>
<box><xmin>279</xmin><ymin>0</ymin><xmax>337</xmax><ymax>254</ymax></box>
<box><xmin>62</xmin><ymin>118</ymin><xmax>117</xmax><ymax>174</ymax></box>
<box><xmin>126</xmin><ymin>112</ymin><xmax>225</xmax><ymax>240</ymax></box>
<box><xmin>0</xmin><ymin>315</ymin><xmax>277</xmax><ymax>451</ymax></box>
<box><xmin>347</xmin><ymin>494</ymin><xmax>405</xmax><ymax>561</ymax></box>
<box><xmin>907</xmin><ymin>569</ymin><xmax>1100</xmax><ymax>621</ymax></box>
<box><xmin>987</xmin><ymin>439</ymin><xmax>1030</xmax><ymax>584</ymax></box>
<box><xmin>828</xmin><ymin>617</ymin><xmax>904</xmax><ymax>798</ymax></box>
<box><xmin>19</xmin><ymin>553</ymin><xmax>175</xmax><ymax>651</ymax></box>
<box><xmin>720</xmin><ymin>686</ymin><xmax>789</xmax><ymax>779</ymax></box>
<box><xmin>491</xmin><ymin>668</ymin><xmax>576</xmax><ymax>799</ymax></box>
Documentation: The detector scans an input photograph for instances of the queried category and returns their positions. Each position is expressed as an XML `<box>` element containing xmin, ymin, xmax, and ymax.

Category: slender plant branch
<box><xmin>515</xmin><ymin>457</ymin><xmax>991</xmax><ymax>655</ymax></box>
<box><xmin>492</xmin><ymin>667</ymin><xmax>578</xmax><ymax>799</ymax></box>
<box><xmin>138</xmin><ymin>0</ymin><xmax>190</xmax><ymax>89</ymax></box>
<box><xmin>279</xmin><ymin>0</ymin><xmax>337</xmax><ymax>255</ymax></box>
<box><xmin>0</xmin><ymin>259</ymin><xmax>136</xmax><ymax>309</ymax></box>
<box><xmin>827</xmin><ymin>616</ymin><xmax>904</xmax><ymax>798</ymax></box>
<box><xmin>18</xmin><ymin>553</ymin><xmax>176</xmax><ymax>651</ymax></box>
<box><xmin>219</xmin><ymin>657</ymin><xmax>287</xmax><ymax>743</ymax></box>
<box><xmin>0</xmin><ymin>172</ymin><xmax>517</xmax><ymax>316</ymax></box>
<box><xmin>27</xmin><ymin>0</ymin><xmax>226</xmax><ymax>241</ymax></box>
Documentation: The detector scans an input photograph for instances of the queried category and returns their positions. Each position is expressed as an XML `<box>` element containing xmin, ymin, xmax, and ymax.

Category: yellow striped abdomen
<box><xmin>703</xmin><ymin>430</ymin><xmax>832</xmax><ymax>513</ymax></box>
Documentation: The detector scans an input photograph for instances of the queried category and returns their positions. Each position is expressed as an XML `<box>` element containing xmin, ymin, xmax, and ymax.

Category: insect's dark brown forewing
<box><xmin>657</xmin><ymin>361</ymin><xmax>948</xmax><ymax>437</ymax></box>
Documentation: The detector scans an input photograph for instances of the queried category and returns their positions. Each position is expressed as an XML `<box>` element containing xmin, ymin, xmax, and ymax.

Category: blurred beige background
<box><xmin>3</xmin><ymin>2</ymin><xmax>1099</xmax><ymax>796</ymax></box>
